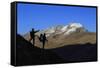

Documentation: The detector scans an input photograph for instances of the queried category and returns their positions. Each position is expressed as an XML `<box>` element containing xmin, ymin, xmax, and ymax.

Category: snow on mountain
<box><xmin>63</xmin><ymin>23</ymin><xmax>84</xmax><ymax>35</ymax></box>
<box><xmin>64</xmin><ymin>27</ymin><xmax>77</xmax><ymax>35</ymax></box>
<box><xmin>69</xmin><ymin>23</ymin><xmax>83</xmax><ymax>28</ymax></box>
<box><xmin>23</xmin><ymin>23</ymin><xmax>86</xmax><ymax>38</ymax></box>
<box><xmin>45</xmin><ymin>27</ymin><xmax>55</xmax><ymax>33</ymax></box>
<box><xmin>61</xmin><ymin>25</ymin><xmax>68</xmax><ymax>32</ymax></box>
<box><xmin>41</xmin><ymin>23</ymin><xmax>86</xmax><ymax>36</ymax></box>
<box><xmin>39</xmin><ymin>25</ymin><xmax>63</xmax><ymax>37</ymax></box>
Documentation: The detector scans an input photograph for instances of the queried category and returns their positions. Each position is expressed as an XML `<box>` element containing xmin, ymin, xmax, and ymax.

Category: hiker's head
<box><xmin>32</xmin><ymin>28</ymin><xmax>34</xmax><ymax>31</ymax></box>
<box><xmin>44</xmin><ymin>33</ymin><xmax>46</xmax><ymax>36</ymax></box>
<box><xmin>40</xmin><ymin>34</ymin><xmax>43</xmax><ymax>36</ymax></box>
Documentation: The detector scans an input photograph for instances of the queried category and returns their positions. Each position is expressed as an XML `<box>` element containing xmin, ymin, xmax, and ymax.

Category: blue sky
<box><xmin>17</xmin><ymin>3</ymin><xmax>97</xmax><ymax>35</ymax></box>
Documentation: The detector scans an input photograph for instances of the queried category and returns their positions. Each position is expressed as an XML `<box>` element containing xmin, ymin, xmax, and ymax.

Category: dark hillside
<box><xmin>16</xmin><ymin>34</ymin><xmax>65</xmax><ymax>66</ymax></box>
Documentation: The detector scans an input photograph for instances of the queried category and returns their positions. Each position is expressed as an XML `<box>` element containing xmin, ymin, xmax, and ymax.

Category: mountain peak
<box><xmin>23</xmin><ymin>23</ymin><xmax>87</xmax><ymax>38</ymax></box>
<box><xmin>63</xmin><ymin>23</ymin><xmax>85</xmax><ymax>35</ymax></box>
<box><xmin>35</xmin><ymin>23</ymin><xmax>86</xmax><ymax>36</ymax></box>
<box><xmin>69</xmin><ymin>23</ymin><xmax>83</xmax><ymax>28</ymax></box>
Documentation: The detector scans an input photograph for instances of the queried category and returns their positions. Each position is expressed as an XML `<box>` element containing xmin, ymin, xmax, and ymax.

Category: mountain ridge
<box><xmin>23</xmin><ymin>23</ymin><xmax>96</xmax><ymax>49</ymax></box>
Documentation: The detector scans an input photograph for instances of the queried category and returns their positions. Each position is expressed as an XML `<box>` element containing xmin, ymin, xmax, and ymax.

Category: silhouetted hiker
<box><xmin>30</xmin><ymin>28</ymin><xmax>39</xmax><ymax>46</ymax></box>
<box><xmin>38</xmin><ymin>34</ymin><xmax>43</xmax><ymax>42</ymax></box>
<box><xmin>39</xmin><ymin>33</ymin><xmax>48</xmax><ymax>49</ymax></box>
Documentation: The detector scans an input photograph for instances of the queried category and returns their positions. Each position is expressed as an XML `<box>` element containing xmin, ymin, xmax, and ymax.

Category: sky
<box><xmin>17</xmin><ymin>3</ymin><xmax>97</xmax><ymax>35</ymax></box>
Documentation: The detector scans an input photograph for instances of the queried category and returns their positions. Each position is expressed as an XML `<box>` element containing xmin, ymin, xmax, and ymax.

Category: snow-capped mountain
<box><xmin>61</xmin><ymin>23</ymin><xmax>86</xmax><ymax>35</ymax></box>
<box><xmin>37</xmin><ymin>23</ymin><xmax>86</xmax><ymax>37</ymax></box>
<box><xmin>23</xmin><ymin>23</ymin><xmax>87</xmax><ymax>40</ymax></box>
<box><xmin>23</xmin><ymin>23</ymin><xmax>96</xmax><ymax>49</ymax></box>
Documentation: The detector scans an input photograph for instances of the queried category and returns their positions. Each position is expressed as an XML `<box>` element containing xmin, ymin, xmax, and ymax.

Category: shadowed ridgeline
<box><xmin>16</xmin><ymin>34</ymin><xmax>97</xmax><ymax>66</ymax></box>
<box><xmin>16</xmin><ymin>34</ymin><xmax>65</xmax><ymax>66</ymax></box>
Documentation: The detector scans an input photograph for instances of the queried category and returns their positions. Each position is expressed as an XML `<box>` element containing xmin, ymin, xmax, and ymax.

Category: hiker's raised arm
<box><xmin>35</xmin><ymin>30</ymin><xmax>39</xmax><ymax>33</ymax></box>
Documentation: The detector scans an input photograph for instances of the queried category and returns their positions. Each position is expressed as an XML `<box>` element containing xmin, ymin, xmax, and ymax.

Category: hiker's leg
<box><xmin>43</xmin><ymin>41</ymin><xmax>45</xmax><ymax>49</ymax></box>
<box><xmin>33</xmin><ymin>38</ymin><xmax>35</xmax><ymax>45</ymax></box>
<box><xmin>43</xmin><ymin>42</ymin><xmax>44</xmax><ymax>49</ymax></box>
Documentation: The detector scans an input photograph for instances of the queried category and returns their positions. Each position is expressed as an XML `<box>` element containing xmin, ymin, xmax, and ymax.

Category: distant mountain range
<box><xmin>23</xmin><ymin>23</ymin><xmax>96</xmax><ymax>49</ymax></box>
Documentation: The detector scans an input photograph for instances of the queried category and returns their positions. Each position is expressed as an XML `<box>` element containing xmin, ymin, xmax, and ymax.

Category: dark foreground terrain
<box><xmin>15</xmin><ymin>34</ymin><xmax>97</xmax><ymax>66</ymax></box>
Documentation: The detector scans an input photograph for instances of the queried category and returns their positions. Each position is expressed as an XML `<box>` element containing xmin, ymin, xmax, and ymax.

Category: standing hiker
<box><xmin>39</xmin><ymin>33</ymin><xmax>48</xmax><ymax>49</ymax></box>
<box><xmin>30</xmin><ymin>28</ymin><xmax>39</xmax><ymax>46</ymax></box>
